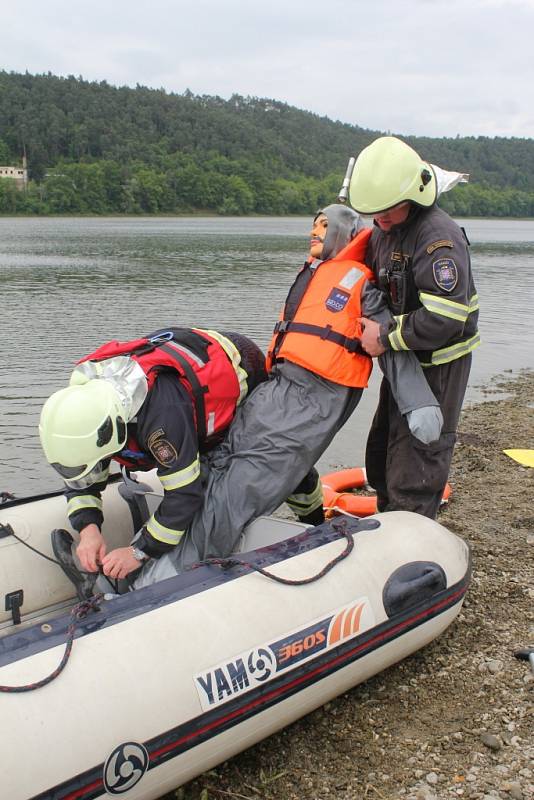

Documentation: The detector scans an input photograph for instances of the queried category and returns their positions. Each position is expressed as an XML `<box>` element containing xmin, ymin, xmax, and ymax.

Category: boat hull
<box><xmin>0</xmin><ymin>479</ymin><xmax>470</xmax><ymax>800</ymax></box>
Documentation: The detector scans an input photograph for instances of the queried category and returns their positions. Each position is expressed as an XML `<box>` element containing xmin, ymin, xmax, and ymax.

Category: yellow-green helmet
<box><xmin>349</xmin><ymin>136</ymin><xmax>437</xmax><ymax>214</ymax></box>
<box><xmin>39</xmin><ymin>379</ymin><xmax>128</xmax><ymax>483</ymax></box>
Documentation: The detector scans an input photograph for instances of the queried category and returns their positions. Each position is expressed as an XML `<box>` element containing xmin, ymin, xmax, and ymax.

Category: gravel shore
<box><xmin>169</xmin><ymin>370</ymin><xmax>534</xmax><ymax>800</ymax></box>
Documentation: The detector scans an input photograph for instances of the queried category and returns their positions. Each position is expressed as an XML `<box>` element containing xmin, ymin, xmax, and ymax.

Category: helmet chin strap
<box><xmin>70</xmin><ymin>357</ymin><xmax>148</xmax><ymax>422</ymax></box>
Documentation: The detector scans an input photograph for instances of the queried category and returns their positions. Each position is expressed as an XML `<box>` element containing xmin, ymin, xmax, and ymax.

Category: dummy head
<box><xmin>309</xmin><ymin>204</ymin><xmax>365</xmax><ymax>261</ymax></box>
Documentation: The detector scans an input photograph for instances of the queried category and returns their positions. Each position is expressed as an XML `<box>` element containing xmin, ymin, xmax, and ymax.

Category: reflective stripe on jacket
<box><xmin>266</xmin><ymin>228</ymin><xmax>374</xmax><ymax>387</ymax></box>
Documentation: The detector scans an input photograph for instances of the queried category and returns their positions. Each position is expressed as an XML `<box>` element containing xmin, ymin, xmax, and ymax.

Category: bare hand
<box><xmin>359</xmin><ymin>317</ymin><xmax>386</xmax><ymax>356</ymax></box>
<box><xmin>77</xmin><ymin>524</ymin><xmax>106</xmax><ymax>572</ymax></box>
<box><xmin>101</xmin><ymin>547</ymin><xmax>143</xmax><ymax>580</ymax></box>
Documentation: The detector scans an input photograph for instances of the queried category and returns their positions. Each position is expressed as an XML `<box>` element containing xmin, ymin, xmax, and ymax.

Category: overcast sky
<box><xmin>2</xmin><ymin>0</ymin><xmax>533</xmax><ymax>140</ymax></box>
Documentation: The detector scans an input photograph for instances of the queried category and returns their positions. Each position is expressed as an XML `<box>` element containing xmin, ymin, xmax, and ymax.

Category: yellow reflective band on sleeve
<box><xmin>286</xmin><ymin>480</ymin><xmax>324</xmax><ymax>515</ymax></box>
<box><xmin>67</xmin><ymin>495</ymin><xmax>103</xmax><ymax>515</ymax></box>
<box><xmin>159</xmin><ymin>457</ymin><xmax>200</xmax><ymax>491</ymax></box>
<box><xmin>196</xmin><ymin>328</ymin><xmax>249</xmax><ymax>404</ymax></box>
<box><xmin>388</xmin><ymin>315</ymin><xmax>410</xmax><ymax>351</ymax></box>
<box><xmin>469</xmin><ymin>293</ymin><xmax>479</xmax><ymax>312</ymax></box>
<box><xmin>146</xmin><ymin>515</ymin><xmax>185</xmax><ymax>546</ymax></box>
<box><xmin>419</xmin><ymin>292</ymin><xmax>470</xmax><ymax>322</ymax></box>
<box><xmin>421</xmin><ymin>332</ymin><xmax>481</xmax><ymax>367</ymax></box>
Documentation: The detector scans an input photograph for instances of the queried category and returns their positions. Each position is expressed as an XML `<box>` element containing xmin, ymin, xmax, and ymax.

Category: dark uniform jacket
<box><xmin>65</xmin><ymin>374</ymin><xmax>205</xmax><ymax>558</ymax></box>
<box><xmin>366</xmin><ymin>205</ymin><xmax>480</xmax><ymax>366</ymax></box>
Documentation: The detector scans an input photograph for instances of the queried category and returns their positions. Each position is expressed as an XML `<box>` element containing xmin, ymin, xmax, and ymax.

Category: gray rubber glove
<box><xmin>406</xmin><ymin>406</ymin><xmax>444</xmax><ymax>445</ymax></box>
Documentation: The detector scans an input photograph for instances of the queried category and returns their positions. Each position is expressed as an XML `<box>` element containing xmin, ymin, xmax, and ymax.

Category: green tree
<box><xmin>1</xmin><ymin>70</ymin><xmax>533</xmax><ymax>217</ymax></box>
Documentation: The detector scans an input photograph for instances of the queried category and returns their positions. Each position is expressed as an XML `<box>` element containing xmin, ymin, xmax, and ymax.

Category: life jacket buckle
<box><xmin>346</xmin><ymin>338</ymin><xmax>362</xmax><ymax>354</ymax></box>
<box><xmin>275</xmin><ymin>321</ymin><xmax>289</xmax><ymax>334</ymax></box>
<box><xmin>149</xmin><ymin>331</ymin><xmax>174</xmax><ymax>345</ymax></box>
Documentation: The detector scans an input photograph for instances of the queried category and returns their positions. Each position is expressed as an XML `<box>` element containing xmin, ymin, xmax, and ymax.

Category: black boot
<box><xmin>51</xmin><ymin>529</ymin><xmax>97</xmax><ymax>601</ymax></box>
<box><xmin>297</xmin><ymin>507</ymin><xmax>325</xmax><ymax>527</ymax></box>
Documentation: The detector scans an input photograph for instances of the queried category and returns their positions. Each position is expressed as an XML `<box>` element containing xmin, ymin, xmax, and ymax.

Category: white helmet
<box><xmin>349</xmin><ymin>136</ymin><xmax>437</xmax><ymax>214</ymax></box>
<box><xmin>39</xmin><ymin>379</ymin><xmax>128</xmax><ymax>486</ymax></box>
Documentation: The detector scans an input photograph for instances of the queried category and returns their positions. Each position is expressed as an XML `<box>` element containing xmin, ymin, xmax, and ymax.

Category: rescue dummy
<box><xmin>132</xmin><ymin>206</ymin><xmax>443</xmax><ymax>589</ymax></box>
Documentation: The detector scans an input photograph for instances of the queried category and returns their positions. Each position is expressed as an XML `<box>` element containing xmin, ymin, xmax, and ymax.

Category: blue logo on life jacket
<box><xmin>325</xmin><ymin>288</ymin><xmax>350</xmax><ymax>313</ymax></box>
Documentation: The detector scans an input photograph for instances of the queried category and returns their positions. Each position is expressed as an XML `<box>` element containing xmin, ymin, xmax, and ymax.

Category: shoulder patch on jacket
<box><xmin>432</xmin><ymin>258</ymin><xmax>458</xmax><ymax>292</ymax></box>
<box><xmin>427</xmin><ymin>240</ymin><xmax>454</xmax><ymax>255</ymax></box>
<box><xmin>147</xmin><ymin>428</ymin><xmax>178</xmax><ymax>466</ymax></box>
<box><xmin>150</xmin><ymin>438</ymin><xmax>178</xmax><ymax>467</ymax></box>
<box><xmin>147</xmin><ymin>428</ymin><xmax>166</xmax><ymax>449</ymax></box>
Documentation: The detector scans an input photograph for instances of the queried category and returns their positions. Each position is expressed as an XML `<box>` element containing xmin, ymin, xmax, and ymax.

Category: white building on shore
<box><xmin>0</xmin><ymin>157</ymin><xmax>28</xmax><ymax>189</ymax></box>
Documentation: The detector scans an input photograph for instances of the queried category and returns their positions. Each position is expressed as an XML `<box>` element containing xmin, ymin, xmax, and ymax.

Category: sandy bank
<box><xmin>170</xmin><ymin>370</ymin><xmax>534</xmax><ymax>800</ymax></box>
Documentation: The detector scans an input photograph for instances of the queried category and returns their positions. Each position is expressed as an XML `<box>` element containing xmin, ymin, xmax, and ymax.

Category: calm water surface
<box><xmin>1</xmin><ymin>216</ymin><xmax>533</xmax><ymax>495</ymax></box>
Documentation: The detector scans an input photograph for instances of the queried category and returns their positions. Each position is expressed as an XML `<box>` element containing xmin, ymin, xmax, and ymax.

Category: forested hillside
<box><xmin>0</xmin><ymin>71</ymin><xmax>533</xmax><ymax>216</ymax></box>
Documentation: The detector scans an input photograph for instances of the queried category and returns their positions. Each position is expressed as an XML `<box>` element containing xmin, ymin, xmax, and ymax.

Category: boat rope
<box><xmin>197</xmin><ymin>518</ymin><xmax>355</xmax><ymax>585</ymax></box>
<box><xmin>1</xmin><ymin>523</ymin><xmax>65</xmax><ymax>566</ymax></box>
<box><xmin>0</xmin><ymin>523</ymin><xmax>120</xmax><ymax>592</ymax></box>
<box><xmin>0</xmin><ymin>594</ymin><xmax>103</xmax><ymax>693</ymax></box>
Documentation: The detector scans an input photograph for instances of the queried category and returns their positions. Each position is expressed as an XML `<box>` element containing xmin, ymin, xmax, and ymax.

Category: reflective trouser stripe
<box><xmin>388</xmin><ymin>315</ymin><xmax>409</xmax><ymax>351</ymax></box>
<box><xmin>159</xmin><ymin>457</ymin><xmax>200</xmax><ymax>491</ymax></box>
<box><xmin>145</xmin><ymin>516</ymin><xmax>185</xmax><ymax>546</ymax></box>
<box><xmin>421</xmin><ymin>332</ymin><xmax>481</xmax><ymax>367</ymax></box>
<box><xmin>419</xmin><ymin>292</ymin><xmax>470</xmax><ymax>322</ymax></box>
<box><xmin>67</xmin><ymin>495</ymin><xmax>103</xmax><ymax>515</ymax></box>
<box><xmin>286</xmin><ymin>480</ymin><xmax>324</xmax><ymax>516</ymax></box>
<box><xmin>196</xmin><ymin>328</ymin><xmax>249</xmax><ymax>404</ymax></box>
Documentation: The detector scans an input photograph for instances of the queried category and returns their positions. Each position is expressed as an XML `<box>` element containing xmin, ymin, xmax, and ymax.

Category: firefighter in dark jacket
<box><xmin>349</xmin><ymin>135</ymin><xmax>480</xmax><ymax>519</ymax></box>
<box><xmin>39</xmin><ymin>327</ymin><xmax>266</xmax><ymax>589</ymax></box>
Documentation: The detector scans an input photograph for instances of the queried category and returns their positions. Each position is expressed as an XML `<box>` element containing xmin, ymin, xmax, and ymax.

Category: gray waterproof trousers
<box><xmin>134</xmin><ymin>361</ymin><xmax>361</xmax><ymax>587</ymax></box>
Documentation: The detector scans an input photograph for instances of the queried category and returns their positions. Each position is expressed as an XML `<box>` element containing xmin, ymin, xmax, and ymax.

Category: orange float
<box><xmin>321</xmin><ymin>468</ymin><xmax>452</xmax><ymax>517</ymax></box>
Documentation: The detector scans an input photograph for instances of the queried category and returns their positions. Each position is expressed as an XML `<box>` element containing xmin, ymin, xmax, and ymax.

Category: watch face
<box><xmin>132</xmin><ymin>547</ymin><xmax>147</xmax><ymax>562</ymax></box>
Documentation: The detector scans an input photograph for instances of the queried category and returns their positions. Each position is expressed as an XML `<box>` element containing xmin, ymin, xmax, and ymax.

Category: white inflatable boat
<box><xmin>0</xmin><ymin>471</ymin><xmax>470</xmax><ymax>800</ymax></box>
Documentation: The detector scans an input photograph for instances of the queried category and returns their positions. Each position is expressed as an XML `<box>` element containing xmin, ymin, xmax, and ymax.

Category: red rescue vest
<box><xmin>78</xmin><ymin>329</ymin><xmax>241</xmax><ymax>461</ymax></box>
<box><xmin>267</xmin><ymin>229</ymin><xmax>375</xmax><ymax>387</ymax></box>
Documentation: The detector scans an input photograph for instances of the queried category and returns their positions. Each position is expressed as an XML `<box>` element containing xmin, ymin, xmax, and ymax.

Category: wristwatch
<box><xmin>131</xmin><ymin>545</ymin><xmax>149</xmax><ymax>563</ymax></box>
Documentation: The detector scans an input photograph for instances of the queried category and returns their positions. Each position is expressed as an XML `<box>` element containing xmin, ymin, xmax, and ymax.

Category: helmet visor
<box><xmin>54</xmin><ymin>459</ymin><xmax>111</xmax><ymax>490</ymax></box>
<box><xmin>51</xmin><ymin>461</ymin><xmax>87</xmax><ymax>480</ymax></box>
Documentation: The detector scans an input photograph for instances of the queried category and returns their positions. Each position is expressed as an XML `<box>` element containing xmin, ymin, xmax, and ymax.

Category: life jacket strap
<box><xmin>272</xmin><ymin>321</ymin><xmax>364</xmax><ymax>355</ymax></box>
<box><xmin>112</xmin><ymin>335</ymin><xmax>210</xmax><ymax>441</ymax></box>
<box><xmin>157</xmin><ymin>343</ymin><xmax>209</xmax><ymax>441</ymax></box>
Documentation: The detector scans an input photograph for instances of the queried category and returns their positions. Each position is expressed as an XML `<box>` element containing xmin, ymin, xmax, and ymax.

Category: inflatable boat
<box><xmin>0</xmin><ymin>470</ymin><xmax>470</xmax><ymax>800</ymax></box>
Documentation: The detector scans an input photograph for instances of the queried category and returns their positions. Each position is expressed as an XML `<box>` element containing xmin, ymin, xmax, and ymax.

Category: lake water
<box><xmin>1</xmin><ymin>216</ymin><xmax>533</xmax><ymax>496</ymax></box>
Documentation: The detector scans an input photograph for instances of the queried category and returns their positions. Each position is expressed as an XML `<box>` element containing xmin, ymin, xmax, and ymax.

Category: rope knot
<box><xmin>74</xmin><ymin>593</ymin><xmax>103</xmax><ymax>620</ymax></box>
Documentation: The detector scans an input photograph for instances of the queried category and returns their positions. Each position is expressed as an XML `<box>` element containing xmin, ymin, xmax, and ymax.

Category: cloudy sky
<box><xmin>2</xmin><ymin>0</ymin><xmax>533</xmax><ymax>139</ymax></box>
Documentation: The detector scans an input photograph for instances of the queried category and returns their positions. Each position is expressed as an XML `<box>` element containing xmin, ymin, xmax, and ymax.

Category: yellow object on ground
<box><xmin>503</xmin><ymin>449</ymin><xmax>534</xmax><ymax>467</ymax></box>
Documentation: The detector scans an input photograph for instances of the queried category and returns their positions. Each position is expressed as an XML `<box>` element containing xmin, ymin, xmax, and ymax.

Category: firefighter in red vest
<box><xmin>39</xmin><ymin>327</ymin><xmax>266</xmax><ymax>593</ymax></box>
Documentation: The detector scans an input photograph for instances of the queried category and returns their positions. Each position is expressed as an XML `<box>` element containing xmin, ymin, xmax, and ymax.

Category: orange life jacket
<box><xmin>266</xmin><ymin>228</ymin><xmax>374</xmax><ymax>388</ymax></box>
